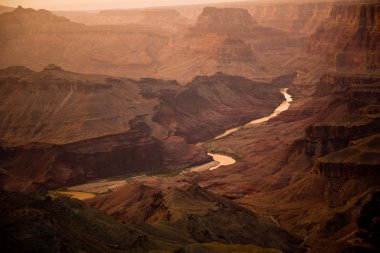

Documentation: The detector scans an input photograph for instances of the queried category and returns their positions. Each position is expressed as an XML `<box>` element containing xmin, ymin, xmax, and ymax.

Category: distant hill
<box><xmin>0</xmin><ymin>5</ymin><xmax>14</xmax><ymax>14</ymax></box>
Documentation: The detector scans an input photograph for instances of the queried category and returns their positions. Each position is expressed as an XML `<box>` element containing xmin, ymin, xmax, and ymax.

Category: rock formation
<box><xmin>87</xmin><ymin>183</ymin><xmax>307</xmax><ymax>253</ymax></box>
<box><xmin>0</xmin><ymin>65</ymin><xmax>283</xmax><ymax>191</ymax></box>
<box><xmin>306</xmin><ymin>2</ymin><xmax>380</xmax><ymax>72</ymax></box>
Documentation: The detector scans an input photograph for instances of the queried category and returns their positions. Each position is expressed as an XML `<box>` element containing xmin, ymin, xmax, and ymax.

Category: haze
<box><xmin>1</xmin><ymin>0</ymin><xmax>251</xmax><ymax>10</ymax></box>
<box><xmin>0</xmin><ymin>0</ymin><xmax>379</xmax><ymax>252</ymax></box>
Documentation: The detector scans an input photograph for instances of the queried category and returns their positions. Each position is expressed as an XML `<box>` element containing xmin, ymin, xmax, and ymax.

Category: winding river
<box><xmin>55</xmin><ymin>88</ymin><xmax>293</xmax><ymax>199</ymax></box>
<box><xmin>205</xmin><ymin>88</ymin><xmax>293</xmax><ymax>170</ymax></box>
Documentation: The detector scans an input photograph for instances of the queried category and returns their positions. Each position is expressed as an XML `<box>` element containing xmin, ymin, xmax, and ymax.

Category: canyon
<box><xmin>0</xmin><ymin>1</ymin><xmax>379</xmax><ymax>253</ymax></box>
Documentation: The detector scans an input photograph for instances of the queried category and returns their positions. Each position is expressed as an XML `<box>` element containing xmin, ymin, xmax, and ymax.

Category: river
<box><xmin>206</xmin><ymin>88</ymin><xmax>292</xmax><ymax>169</ymax></box>
<box><xmin>55</xmin><ymin>88</ymin><xmax>292</xmax><ymax>199</ymax></box>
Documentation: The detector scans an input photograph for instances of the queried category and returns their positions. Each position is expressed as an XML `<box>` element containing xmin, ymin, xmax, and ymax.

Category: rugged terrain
<box><xmin>176</xmin><ymin>2</ymin><xmax>380</xmax><ymax>252</ymax></box>
<box><xmin>0</xmin><ymin>64</ymin><xmax>284</xmax><ymax>191</ymax></box>
<box><xmin>0</xmin><ymin>188</ymin><xmax>306</xmax><ymax>253</ymax></box>
<box><xmin>0</xmin><ymin>1</ymin><xmax>379</xmax><ymax>253</ymax></box>
<box><xmin>0</xmin><ymin>5</ymin><xmax>303</xmax><ymax>83</ymax></box>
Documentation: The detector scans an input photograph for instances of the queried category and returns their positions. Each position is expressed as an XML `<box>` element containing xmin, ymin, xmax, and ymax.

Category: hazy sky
<box><xmin>0</xmin><ymin>0</ymin><xmax>252</xmax><ymax>10</ymax></box>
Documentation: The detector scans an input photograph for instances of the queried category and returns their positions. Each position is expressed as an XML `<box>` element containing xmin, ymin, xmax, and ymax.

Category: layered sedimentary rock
<box><xmin>0</xmin><ymin>6</ymin><xmax>170</xmax><ymax>78</ymax></box>
<box><xmin>0</xmin><ymin>131</ymin><xmax>166</xmax><ymax>191</ymax></box>
<box><xmin>288</xmin><ymin>72</ymin><xmax>380</xmax><ymax>179</ymax></box>
<box><xmin>0</xmin><ymin>6</ymin><xmax>305</xmax><ymax>83</ymax></box>
<box><xmin>246</xmin><ymin>1</ymin><xmax>335</xmax><ymax>35</ymax></box>
<box><xmin>316</xmin><ymin>72</ymin><xmax>380</xmax><ymax>96</ymax></box>
<box><xmin>306</xmin><ymin>2</ymin><xmax>380</xmax><ymax>72</ymax></box>
<box><xmin>316</xmin><ymin>133</ymin><xmax>380</xmax><ymax>178</ymax></box>
<box><xmin>157</xmin><ymin>6</ymin><xmax>303</xmax><ymax>82</ymax></box>
<box><xmin>0</xmin><ymin>65</ymin><xmax>284</xmax><ymax>191</ymax></box>
<box><xmin>153</xmin><ymin>73</ymin><xmax>284</xmax><ymax>143</ymax></box>
<box><xmin>170</xmin><ymin>0</ymin><xmax>338</xmax><ymax>35</ymax></box>
<box><xmin>191</xmin><ymin>7</ymin><xmax>257</xmax><ymax>36</ymax></box>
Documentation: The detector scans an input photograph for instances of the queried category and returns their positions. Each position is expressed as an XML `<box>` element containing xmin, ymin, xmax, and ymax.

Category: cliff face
<box><xmin>316</xmin><ymin>72</ymin><xmax>380</xmax><ymax>96</ymax></box>
<box><xmin>156</xmin><ymin>6</ymin><xmax>303</xmax><ymax>82</ymax></box>
<box><xmin>0</xmin><ymin>65</ymin><xmax>284</xmax><ymax>191</ymax></box>
<box><xmin>0</xmin><ymin>65</ymin><xmax>205</xmax><ymax>191</ymax></box>
<box><xmin>316</xmin><ymin>133</ymin><xmax>380</xmax><ymax>179</ymax></box>
<box><xmin>0</xmin><ymin>6</ymin><xmax>304</xmax><ymax>83</ymax></box>
<box><xmin>286</xmin><ymin>72</ymin><xmax>380</xmax><ymax>180</ymax></box>
<box><xmin>306</xmin><ymin>2</ymin><xmax>380</xmax><ymax>72</ymax></box>
<box><xmin>247</xmin><ymin>1</ymin><xmax>334</xmax><ymax>35</ymax></box>
<box><xmin>153</xmin><ymin>73</ymin><xmax>284</xmax><ymax>143</ymax></box>
<box><xmin>0</xmin><ymin>131</ymin><xmax>165</xmax><ymax>191</ymax></box>
<box><xmin>192</xmin><ymin>7</ymin><xmax>257</xmax><ymax>35</ymax></box>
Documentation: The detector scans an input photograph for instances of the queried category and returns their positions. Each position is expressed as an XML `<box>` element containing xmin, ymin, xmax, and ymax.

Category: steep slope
<box><xmin>0</xmin><ymin>190</ymin><xmax>292</xmax><ymax>253</ymax></box>
<box><xmin>244</xmin><ymin>1</ymin><xmax>335</xmax><ymax>36</ymax></box>
<box><xmin>175</xmin><ymin>3</ymin><xmax>380</xmax><ymax>252</ymax></box>
<box><xmin>157</xmin><ymin>7</ymin><xmax>303</xmax><ymax>82</ymax></box>
<box><xmin>0</xmin><ymin>191</ymin><xmax>151</xmax><ymax>253</ymax></box>
<box><xmin>190</xmin><ymin>74</ymin><xmax>380</xmax><ymax>253</ymax></box>
<box><xmin>306</xmin><ymin>2</ymin><xmax>380</xmax><ymax>72</ymax></box>
<box><xmin>153</xmin><ymin>73</ymin><xmax>284</xmax><ymax>143</ymax></box>
<box><xmin>190</xmin><ymin>7</ymin><xmax>257</xmax><ymax>35</ymax></box>
<box><xmin>0</xmin><ymin>6</ymin><xmax>306</xmax><ymax>83</ymax></box>
<box><xmin>0</xmin><ymin>65</ymin><xmax>285</xmax><ymax>191</ymax></box>
<box><xmin>0</xmin><ymin>6</ymin><xmax>170</xmax><ymax>79</ymax></box>
<box><xmin>342</xmin><ymin>190</ymin><xmax>380</xmax><ymax>252</ymax></box>
<box><xmin>87</xmin><ymin>183</ymin><xmax>307</xmax><ymax>253</ymax></box>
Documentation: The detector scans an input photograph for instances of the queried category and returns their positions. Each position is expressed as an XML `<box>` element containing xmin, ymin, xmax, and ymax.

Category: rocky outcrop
<box><xmin>316</xmin><ymin>133</ymin><xmax>380</xmax><ymax>179</ymax></box>
<box><xmin>342</xmin><ymin>191</ymin><xmax>380</xmax><ymax>252</ymax></box>
<box><xmin>306</xmin><ymin>2</ymin><xmax>380</xmax><ymax>72</ymax></box>
<box><xmin>0</xmin><ymin>5</ymin><xmax>304</xmax><ymax>83</ymax></box>
<box><xmin>87</xmin><ymin>183</ymin><xmax>307</xmax><ymax>253</ymax></box>
<box><xmin>305</xmin><ymin>121</ymin><xmax>380</xmax><ymax>141</ymax></box>
<box><xmin>0</xmin><ymin>65</ymin><xmax>286</xmax><ymax>190</ymax></box>
<box><xmin>153</xmin><ymin>72</ymin><xmax>284</xmax><ymax>143</ymax></box>
<box><xmin>191</xmin><ymin>7</ymin><xmax>257</xmax><ymax>35</ymax></box>
<box><xmin>315</xmin><ymin>72</ymin><xmax>380</xmax><ymax>117</ymax></box>
<box><xmin>316</xmin><ymin>72</ymin><xmax>380</xmax><ymax>96</ymax></box>
<box><xmin>0</xmin><ymin>129</ymin><xmax>165</xmax><ymax>191</ymax></box>
<box><xmin>0</xmin><ymin>65</ymin><xmax>202</xmax><ymax>190</ymax></box>
<box><xmin>247</xmin><ymin>1</ymin><xmax>334</xmax><ymax>35</ymax></box>
<box><xmin>276</xmin><ymin>70</ymin><xmax>380</xmax><ymax>182</ymax></box>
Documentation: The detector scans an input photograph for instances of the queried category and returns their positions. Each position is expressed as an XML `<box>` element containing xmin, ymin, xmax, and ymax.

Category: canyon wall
<box><xmin>246</xmin><ymin>1</ymin><xmax>335</xmax><ymax>35</ymax></box>
<box><xmin>0</xmin><ymin>65</ymin><xmax>284</xmax><ymax>191</ymax></box>
<box><xmin>306</xmin><ymin>2</ymin><xmax>380</xmax><ymax>72</ymax></box>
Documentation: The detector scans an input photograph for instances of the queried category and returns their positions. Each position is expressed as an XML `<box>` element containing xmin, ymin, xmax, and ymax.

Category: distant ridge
<box><xmin>0</xmin><ymin>5</ymin><xmax>14</xmax><ymax>14</ymax></box>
